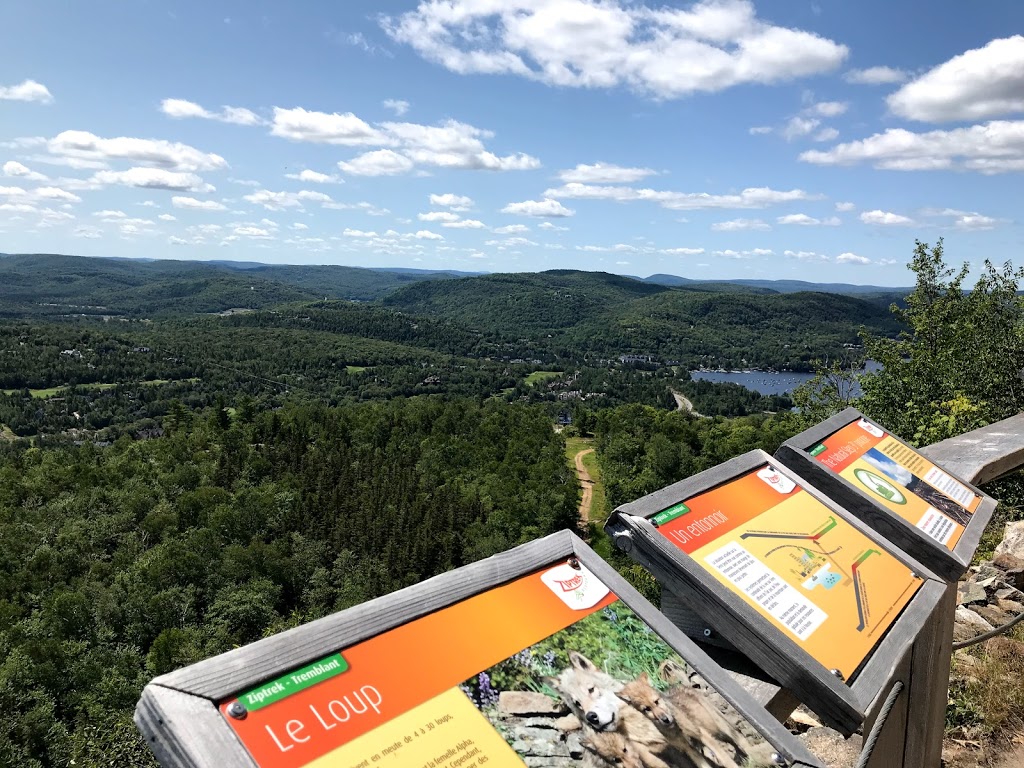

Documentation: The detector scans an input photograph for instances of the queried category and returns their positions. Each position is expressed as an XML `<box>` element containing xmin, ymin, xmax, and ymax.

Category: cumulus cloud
<box><xmin>35</xmin><ymin>186</ymin><xmax>81</xmax><ymax>203</ymax></box>
<box><xmin>158</xmin><ymin>213</ymin><xmax>176</xmax><ymax>221</ymax></box>
<box><xmin>244</xmin><ymin>189</ymin><xmax>333</xmax><ymax>210</ymax></box>
<box><xmin>782</xmin><ymin>116</ymin><xmax>820</xmax><ymax>140</ymax></box>
<box><xmin>711</xmin><ymin>218</ymin><xmax>770</xmax><ymax>231</ymax></box>
<box><xmin>161</xmin><ymin>98</ymin><xmax>263</xmax><ymax>125</ymax></box>
<box><xmin>3</xmin><ymin>161</ymin><xmax>48</xmax><ymax>181</ymax></box>
<box><xmin>430</xmin><ymin>193</ymin><xmax>473</xmax><ymax>210</ymax></box>
<box><xmin>814</xmin><ymin>127</ymin><xmax>839</xmax><ymax>142</ymax></box>
<box><xmin>844</xmin><ymin>66</ymin><xmax>907</xmax><ymax>85</ymax></box>
<box><xmin>784</xmin><ymin>250</ymin><xmax>828</xmax><ymax>261</ymax></box>
<box><xmin>954</xmin><ymin>213</ymin><xmax>998</xmax><ymax>230</ymax></box>
<box><xmin>382</xmin><ymin>99</ymin><xmax>410</xmax><ymax>115</ymax></box>
<box><xmin>338</xmin><ymin>149</ymin><xmax>416</xmax><ymax>176</ymax></box>
<box><xmin>835</xmin><ymin>201</ymin><xmax>856</xmax><ymax>212</ymax></box>
<box><xmin>74</xmin><ymin>225</ymin><xmax>102</xmax><ymax>239</ymax></box>
<box><xmin>381</xmin><ymin>0</ymin><xmax>847</xmax><ymax>99</ymax></box>
<box><xmin>0</xmin><ymin>79</ymin><xmax>53</xmax><ymax>103</ymax></box>
<box><xmin>810</xmin><ymin>101</ymin><xmax>848</xmax><ymax>117</ymax></box>
<box><xmin>418</xmin><ymin>211</ymin><xmax>460</xmax><ymax>222</ymax></box>
<box><xmin>660</xmin><ymin>247</ymin><xmax>703</xmax><ymax>255</ymax></box>
<box><xmin>93</xmin><ymin>167</ymin><xmax>214</xmax><ymax>193</ymax></box>
<box><xmin>557</xmin><ymin>162</ymin><xmax>657</xmax><ymax>183</ymax></box>
<box><xmin>836</xmin><ymin>252</ymin><xmax>871</xmax><ymax>264</ymax></box>
<box><xmin>502</xmin><ymin>199</ymin><xmax>575</xmax><ymax>217</ymax></box>
<box><xmin>748</xmin><ymin>126</ymin><xmax>772</xmax><ymax>135</ymax></box>
<box><xmin>544</xmin><ymin>182</ymin><xmax>815</xmax><ymax>210</ymax></box>
<box><xmin>888</xmin><ymin>36</ymin><xmax>1024</xmax><ymax>122</ymax></box>
<box><xmin>860</xmin><ymin>209</ymin><xmax>915</xmax><ymax>226</ymax></box>
<box><xmin>286</xmin><ymin>169</ymin><xmax>343</xmax><ymax>184</ymax></box>
<box><xmin>776</xmin><ymin>213</ymin><xmax>840</xmax><ymax>226</ymax></box>
<box><xmin>271</xmin><ymin>107</ymin><xmax>387</xmax><ymax>145</ymax></box>
<box><xmin>172</xmin><ymin>196</ymin><xmax>227</xmax><ymax>211</ymax></box>
<box><xmin>800</xmin><ymin>121</ymin><xmax>1024</xmax><ymax>174</ymax></box>
<box><xmin>443</xmin><ymin>219</ymin><xmax>485</xmax><ymax>228</ymax></box>
<box><xmin>343</xmin><ymin>228</ymin><xmax>378</xmax><ymax>237</ymax></box>
<box><xmin>493</xmin><ymin>223</ymin><xmax>530</xmax><ymax>234</ymax></box>
<box><xmin>538</xmin><ymin>221</ymin><xmax>569</xmax><ymax>231</ymax></box>
<box><xmin>46</xmin><ymin>130</ymin><xmax>226</xmax><ymax>173</ymax></box>
<box><xmin>414</xmin><ymin>229</ymin><xmax>444</xmax><ymax>239</ymax></box>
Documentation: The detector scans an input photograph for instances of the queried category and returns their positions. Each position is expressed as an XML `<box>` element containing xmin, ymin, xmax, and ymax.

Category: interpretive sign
<box><xmin>136</xmin><ymin>531</ymin><xmax>825</xmax><ymax>768</ymax></box>
<box><xmin>776</xmin><ymin>408</ymin><xmax>997</xmax><ymax>581</ymax></box>
<box><xmin>605</xmin><ymin>450</ymin><xmax>946</xmax><ymax>734</ymax></box>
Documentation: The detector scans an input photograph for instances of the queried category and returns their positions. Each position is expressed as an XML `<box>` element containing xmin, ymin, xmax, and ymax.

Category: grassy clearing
<box><xmin>0</xmin><ymin>425</ymin><xmax>15</xmax><ymax>442</ymax></box>
<box><xmin>525</xmin><ymin>370</ymin><xmax>561</xmax><ymax>386</ymax></box>
<box><xmin>345</xmin><ymin>365</ymin><xmax>368</xmax><ymax>374</ymax></box>
<box><xmin>1</xmin><ymin>378</ymin><xmax>200</xmax><ymax>399</ymax></box>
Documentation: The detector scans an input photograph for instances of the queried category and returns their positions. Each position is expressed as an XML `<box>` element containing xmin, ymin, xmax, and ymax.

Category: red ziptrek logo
<box><xmin>541</xmin><ymin>562</ymin><xmax>609</xmax><ymax>609</ymax></box>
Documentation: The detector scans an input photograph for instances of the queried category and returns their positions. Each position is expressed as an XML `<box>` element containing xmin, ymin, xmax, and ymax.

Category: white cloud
<box><xmin>749</xmin><ymin>126</ymin><xmax>772</xmax><ymax>135</ymax></box>
<box><xmin>338</xmin><ymin>149</ymin><xmax>415</xmax><ymax>176</ymax></box>
<box><xmin>0</xmin><ymin>186</ymin><xmax>27</xmax><ymax>197</ymax></box>
<box><xmin>502</xmin><ymin>199</ymin><xmax>575</xmax><ymax>217</ymax></box>
<box><xmin>92</xmin><ymin>167</ymin><xmax>214</xmax><ymax>193</ymax></box>
<box><xmin>158</xmin><ymin>213</ymin><xmax>177</xmax><ymax>221</ymax></box>
<box><xmin>286</xmin><ymin>169</ymin><xmax>343</xmax><ymax>184</ymax></box>
<box><xmin>2</xmin><ymin>161</ymin><xmax>48</xmax><ymax>181</ymax></box>
<box><xmin>784</xmin><ymin>250</ymin><xmax>828</xmax><ymax>261</ymax></box>
<box><xmin>888</xmin><ymin>36</ymin><xmax>1024</xmax><ymax>122</ymax></box>
<box><xmin>487</xmin><ymin>236</ymin><xmax>536</xmax><ymax>247</ymax></box>
<box><xmin>844</xmin><ymin>66</ymin><xmax>907</xmax><ymax>85</ymax></box>
<box><xmin>343</xmin><ymin>228</ymin><xmax>378</xmax><ymax>237</ymax></box>
<box><xmin>161</xmin><ymin>98</ymin><xmax>262</xmax><ymax>125</ymax></box>
<box><xmin>557</xmin><ymin>162</ymin><xmax>657</xmax><ymax>183</ymax></box>
<box><xmin>799</xmin><ymin>121</ymin><xmax>1024</xmax><ymax>174</ymax></box>
<box><xmin>418</xmin><ymin>211</ymin><xmax>460</xmax><ymax>222</ymax></box>
<box><xmin>0</xmin><ymin>79</ymin><xmax>53</xmax><ymax>103</ymax></box>
<box><xmin>74</xmin><ymin>225</ymin><xmax>102</xmax><ymax>239</ymax></box>
<box><xmin>810</xmin><ymin>101</ymin><xmax>847</xmax><ymax>117</ymax></box>
<box><xmin>661</xmin><ymin>247</ymin><xmax>705</xmax><ymax>255</ymax></box>
<box><xmin>323</xmin><ymin>200</ymin><xmax>390</xmax><ymax>215</ymax></box>
<box><xmin>836</xmin><ymin>252</ymin><xmax>871</xmax><ymax>264</ymax></box>
<box><xmin>430</xmin><ymin>193</ymin><xmax>474</xmax><ymax>210</ymax></box>
<box><xmin>232</xmin><ymin>225</ymin><xmax>274</xmax><ymax>239</ymax></box>
<box><xmin>813</xmin><ymin>127</ymin><xmax>839</xmax><ymax>142</ymax></box>
<box><xmin>954</xmin><ymin>214</ymin><xmax>998</xmax><ymax>230</ymax></box>
<box><xmin>35</xmin><ymin>186</ymin><xmax>81</xmax><ymax>203</ymax></box>
<box><xmin>382</xmin><ymin>120</ymin><xmax>541</xmax><ymax>171</ymax></box>
<box><xmin>414</xmin><ymin>230</ymin><xmax>444</xmax><ymax>239</ymax></box>
<box><xmin>94</xmin><ymin>209</ymin><xmax>126</xmax><ymax>220</ymax></box>
<box><xmin>776</xmin><ymin>213</ymin><xmax>840</xmax><ymax>226</ymax></box>
<box><xmin>48</xmin><ymin>130</ymin><xmax>226</xmax><ymax>172</ymax></box>
<box><xmin>835</xmin><ymin>201</ymin><xmax>856</xmax><ymax>212</ymax></box>
<box><xmin>544</xmin><ymin>182</ymin><xmax>815</xmax><ymax>210</ymax></box>
<box><xmin>291</xmin><ymin>222</ymin><xmax>309</xmax><ymax>230</ymax></box>
<box><xmin>382</xmin><ymin>0</ymin><xmax>847</xmax><ymax>99</ymax></box>
<box><xmin>243</xmin><ymin>189</ymin><xmax>333</xmax><ymax>210</ymax></box>
<box><xmin>711</xmin><ymin>218</ymin><xmax>770</xmax><ymax>231</ymax></box>
<box><xmin>443</xmin><ymin>219</ymin><xmax>485</xmax><ymax>228</ymax></box>
<box><xmin>271</xmin><ymin>107</ymin><xmax>387</xmax><ymax>145</ymax></box>
<box><xmin>382</xmin><ymin>99</ymin><xmax>410</xmax><ymax>116</ymax></box>
<box><xmin>782</xmin><ymin>116</ymin><xmax>820</xmax><ymax>140</ymax></box>
<box><xmin>172</xmin><ymin>196</ymin><xmax>228</xmax><ymax>211</ymax></box>
<box><xmin>860</xmin><ymin>209</ymin><xmax>915</xmax><ymax>226</ymax></box>
<box><xmin>493</xmin><ymin>223</ymin><xmax>529</xmax><ymax>234</ymax></box>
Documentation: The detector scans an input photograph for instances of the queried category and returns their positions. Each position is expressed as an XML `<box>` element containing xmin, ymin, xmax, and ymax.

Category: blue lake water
<box><xmin>690</xmin><ymin>362</ymin><xmax>880</xmax><ymax>396</ymax></box>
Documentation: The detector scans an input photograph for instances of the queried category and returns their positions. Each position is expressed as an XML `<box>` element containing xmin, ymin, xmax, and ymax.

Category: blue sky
<box><xmin>2</xmin><ymin>1</ymin><xmax>1023</xmax><ymax>285</ymax></box>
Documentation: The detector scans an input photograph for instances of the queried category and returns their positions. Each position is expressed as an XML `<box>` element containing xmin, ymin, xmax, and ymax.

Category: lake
<box><xmin>690</xmin><ymin>362</ymin><xmax>880</xmax><ymax>396</ymax></box>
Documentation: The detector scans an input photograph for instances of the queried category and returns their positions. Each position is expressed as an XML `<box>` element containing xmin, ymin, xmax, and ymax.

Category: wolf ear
<box><xmin>569</xmin><ymin>651</ymin><xmax>595</xmax><ymax>671</ymax></box>
<box><xmin>617</xmin><ymin>690</ymin><xmax>634</xmax><ymax>705</ymax></box>
<box><xmin>638</xmin><ymin>672</ymin><xmax>650</xmax><ymax>685</ymax></box>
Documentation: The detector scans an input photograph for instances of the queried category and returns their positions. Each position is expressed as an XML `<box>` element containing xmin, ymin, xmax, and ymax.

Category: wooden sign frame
<box><xmin>604</xmin><ymin>449</ymin><xmax>947</xmax><ymax>735</ymax></box>
<box><xmin>776</xmin><ymin>407</ymin><xmax>998</xmax><ymax>582</ymax></box>
<box><xmin>135</xmin><ymin>530</ymin><xmax>825</xmax><ymax>768</ymax></box>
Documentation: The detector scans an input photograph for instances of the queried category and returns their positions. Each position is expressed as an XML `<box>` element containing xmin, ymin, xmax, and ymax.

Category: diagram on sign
<box><xmin>654</xmin><ymin>468</ymin><xmax>924</xmax><ymax>679</ymax></box>
<box><xmin>740</xmin><ymin>516</ymin><xmax>883</xmax><ymax>633</ymax></box>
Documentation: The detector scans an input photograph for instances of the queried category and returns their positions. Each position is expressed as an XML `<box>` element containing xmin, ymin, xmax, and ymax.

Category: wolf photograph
<box><xmin>459</xmin><ymin>601</ymin><xmax>776</xmax><ymax>768</ymax></box>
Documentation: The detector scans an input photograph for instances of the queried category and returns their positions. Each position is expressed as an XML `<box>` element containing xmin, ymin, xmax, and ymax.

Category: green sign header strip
<box><xmin>653</xmin><ymin>502</ymin><xmax>690</xmax><ymax>526</ymax></box>
<box><xmin>237</xmin><ymin>653</ymin><xmax>349</xmax><ymax>711</ymax></box>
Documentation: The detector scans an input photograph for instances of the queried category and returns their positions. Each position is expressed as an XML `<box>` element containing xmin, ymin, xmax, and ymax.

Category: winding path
<box><xmin>671</xmin><ymin>390</ymin><xmax>704</xmax><ymax>417</ymax></box>
<box><xmin>574</xmin><ymin>448</ymin><xmax>596</xmax><ymax>523</ymax></box>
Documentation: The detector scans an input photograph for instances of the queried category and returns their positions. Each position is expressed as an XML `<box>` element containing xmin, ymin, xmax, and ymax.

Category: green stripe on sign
<box><xmin>653</xmin><ymin>502</ymin><xmax>690</xmax><ymax>526</ymax></box>
<box><xmin>809</xmin><ymin>443</ymin><xmax>827</xmax><ymax>457</ymax></box>
<box><xmin>237</xmin><ymin>653</ymin><xmax>349</xmax><ymax>711</ymax></box>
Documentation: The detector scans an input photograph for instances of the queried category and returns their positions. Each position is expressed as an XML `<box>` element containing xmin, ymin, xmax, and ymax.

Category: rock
<box><xmin>499</xmin><ymin>691</ymin><xmax>567</xmax><ymax>716</ymax></box>
<box><xmin>993</xmin><ymin>552</ymin><xmax>1024</xmax><ymax>572</ymax></box>
<box><xmin>799</xmin><ymin>726</ymin><xmax>863</xmax><ymax>768</ymax></box>
<box><xmin>997</xmin><ymin>598</ymin><xmax>1024</xmax><ymax>614</ymax></box>
<box><xmin>977</xmin><ymin>576</ymin><xmax>1000</xmax><ymax>590</ymax></box>
<box><xmin>995</xmin><ymin>587</ymin><xmax>1017</xmax><ymax>600</ymax></box>
<box><xmin>957</xmin><ymin>581</ymin><xmax>988</xmax><ymax>605</ymax></box>
<box><xmin>995</xmin><ymin>521</ymin><xmax>1024</xmax><ymax>561</ymax></box>
<box><xmin>956</xmin><ymin>606</ymin><xmax>994</xmax><ymax>631</ymax></box>
<box><xmin>974</xmin><ymin>605</ymin><xmax>1012</xmax><ymax>628</ymax></box>
<box><xmin>975</xmin><ymin>564</ymin><xmax>1002</xmax><ymax>581</ymax></box>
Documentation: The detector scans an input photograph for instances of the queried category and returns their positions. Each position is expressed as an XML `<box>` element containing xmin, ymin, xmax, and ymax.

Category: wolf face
<box><xmin>551</xmin><ymin>651</ymin><xmax>625</xmax><ymax>732</ymax></box>
<box><xmin>618</xmin><ymin>673</ymin><xmax>674</xmax><ymax>728</ymax></box>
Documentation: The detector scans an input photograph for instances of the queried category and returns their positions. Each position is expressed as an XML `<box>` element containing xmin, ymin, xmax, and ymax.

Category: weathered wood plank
<box><xmin>922</xmin><ymin>413</ymin><xmax>1024</xmax><ymax>485</ymax></box>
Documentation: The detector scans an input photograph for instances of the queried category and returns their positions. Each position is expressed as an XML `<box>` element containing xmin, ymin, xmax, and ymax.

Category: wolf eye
<box><xmin>642</xmin><ymin>706</ymin><xmax>651</xmax><ymax>713</ymax></box>
<box><xmin>588</xmin><ymin>686</ymin><xmax>595</xmax><ymax>694</ymax></box>
<box><xmin>573</xmin><ymin>699</ymin><xmax>581</xmax><ymax>707</ymax></box>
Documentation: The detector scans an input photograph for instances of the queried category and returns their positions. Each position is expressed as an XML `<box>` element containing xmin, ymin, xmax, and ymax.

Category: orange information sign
<box><xmin>811</xmin><ymin>419</ymin><xmax>982</xmax><ymax>549</ymax></box>
<box><xmin>219</xmin><ymin>561</ymin><xmax>772</xmax><ymax>768</ymax></box>
<box><xmin>655</xmin><ymin>466</ymin><xmax>924</xmax><ymax>679</ymax></box>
